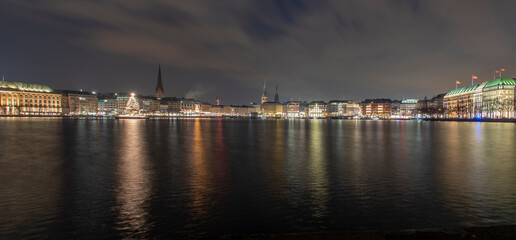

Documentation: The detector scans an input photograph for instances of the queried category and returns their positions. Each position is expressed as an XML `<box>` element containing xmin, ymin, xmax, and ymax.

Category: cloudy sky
<box><xmin>1</xmin><ymin>0</ymin><xmax>516</xmax><ymax>104</ymax></box>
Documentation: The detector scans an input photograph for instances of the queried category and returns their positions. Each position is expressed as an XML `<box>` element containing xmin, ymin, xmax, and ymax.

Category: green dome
<box><xmin>483</xmin><ymin>78</ymin><xmax>516</xmax><ymax>89</ymax></box>
<box><xmin>0</xmin><ymin>81</ymin><xmax>53</xmax><ymax>92</ymax></box>
<box><xmin>445</xmin><ymin>84</ymin><xmax>481</xmax><ymax>96</ymax></box>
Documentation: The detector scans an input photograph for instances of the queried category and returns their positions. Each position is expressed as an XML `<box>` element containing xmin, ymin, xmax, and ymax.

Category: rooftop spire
<box><xmin>261</xmin><ymin>79</ymin><xmax>268</xmax><ymax>104</ymax></box>
<box><xmin>155</xmin><ymin>65</ymin><xmax>164</xmax><ymax>99</ymax></box>
<box><xmin>274</xmin><ymin>85</ymin><xmax>279</xmax><ymax>102</ymax></box>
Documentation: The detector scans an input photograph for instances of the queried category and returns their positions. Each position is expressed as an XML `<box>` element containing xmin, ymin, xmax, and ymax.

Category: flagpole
<box><xmin>472</xmin><ymin>75</ymin><xmax>473</xmax><ymax>85</ymax></box>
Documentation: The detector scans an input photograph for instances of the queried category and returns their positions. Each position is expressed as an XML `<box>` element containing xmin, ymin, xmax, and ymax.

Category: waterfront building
<box><xmin>260</xmin><ymin>101</ymin><xmax>283</xmax><ymax>117</ymax></box>
<box><xmin>141</xmin><ymin>97</ymin><xmax>161</xmax><ymax>114</ymax></box>
<box><xmin>155</xmin><ymin>65</ymin><xmax>164</xmax><ymax>99</ymax></box>
<box><xmin>481</xmin><ymin>78</ymin><xmax>516</xmax><ymax>118</ymax></box>
<box><xmin>98</xmin><ymin>97</ymin><xmax>117</xmax><ymax>115</ymax></box>
<box><xmin>212</xmin><ymin>105</ymin><xmax>235</xmax><ymax>116</ymax></box>
<box><xmin>360</xmin><ymin>99</ymin><xmax>392</xmax><ymax>117</ymax></box>
<box><xmin>327</xmin><ymin>100</ymin><xmax>360</xmax><ymax>117</ymax></box>
<box><xmin>59</xmin><ymin>90</ymin><xmax>98</xmax><ymax>115</ymax></box>
<box><xmin>400</xmin><ymin>99</ymin><xmax>418</xmax><ymax>117</ymax></box>
<box><xmin>391</xmin><ymin>100</ymin><xmax>401</xmax><ymax>116</ymax></box>
<box><xmin>428</xmin><ymin>93</ymin><xmax>445</xmax><ymax>117</ymax></box>
<box><xmin>233</xmin><ymin>105</ymin><xmax>255</xmax><ymax>116</ymax></box>
<box><xmin>443</xmin><ymin>78</ymin><xmax>516</xmax><ymax>119</ymax></box>
<box><xmin>444</xmin><ymin>84</ymin><xmax>481</xmax><ymax>118</ymax></box>
<box><xmin>308</xmin><ymin>101</ymin><xmax>327</xmax><ymax>118</ymax></box>
<box><xmin>0</xmin><ymin>81</ymin><xmax>61</xmax><ymax>115</ymax></box>
<box><xmin>283</xmin><ymin>100</ymin><xmax>301</xmax><ymax>118</ymax></box>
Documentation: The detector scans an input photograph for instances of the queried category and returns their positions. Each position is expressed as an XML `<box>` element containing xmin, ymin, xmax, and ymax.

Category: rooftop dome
<box><xmin>0</xmin><ymin>81</ymin><xmax>53</xmax><ymax>93</ymax></box>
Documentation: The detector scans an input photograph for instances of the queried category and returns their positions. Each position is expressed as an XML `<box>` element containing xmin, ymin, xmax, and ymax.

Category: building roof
<box><xmin>401</xmin><ymin>99</ymin><xmax>419</xmax><ymax>104</ymax></box>
<box><xmin>445</xmin><ymin>84</ymin><xmax>481</xmax><ymax>96</ymax></box>
<box><xmin>483</xmin><ymin>78</ymin><xmax>516</xmax><ymax>89</ymax></box>
<box><xmin>0</xmin><ymin>81</ymin><xmax>53</xmax><ymax>93</ymax></box>
<box><xmin>309</xmin><ymin>101</ymin><xmax>327</xmax><ymax>105</ymax></box>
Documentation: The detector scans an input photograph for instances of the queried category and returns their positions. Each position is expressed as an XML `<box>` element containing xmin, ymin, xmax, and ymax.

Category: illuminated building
<box><xmin>0</xmin><ymin>81</ymin><xmax>61</xmax><ymax>115</ymax></box>
<box><xmin>98</xmin><ymin>98</ymin><xmax>117</xmax><ymax>115</ymax></box>
<box><xmin>260</xmin><ymin>102</ymin><xmax>283</xmax><ymax>117</ymax></box>
<box><xmin>360</xmin><ymin>99</ymin><xmax>392</xmax><ymax>117</ymax></box>
<box><xmin>443</xmin><ymin>84</ymin><xmax>479</xmax><ymax>118</ymax></box>
<box><xmin>444</xmin><ymin>78</ymin><xmax>516</xmax><ymax>119</ymax></box>
<box><xmin>327</xmin><ymin>100</ymin><xmax>360</xmax><ymax>117</ymax></box>
<box><xmin>481</xmin><ymin>78</ymin><xmax>516</xmax><ymax>118</ymax></box>
<box><xmin>141</xmin><ymin>97</ymin><xmax>161</xmax><ymax>114</ymax></box>
<box><xmin>308</xmin><ymin>101</ymin><xmax>327</xmax><ymax>118</ymax></box>
<box><xmin>283</xmin><ymin>100</ymin><xmax>301</xmax><ymax>118</ymax></box>
<box><xmin>400</xmin><ymin>99</ymin><xmax>418</xmax><ymax>117</ymax></box>
<box><xmin>59</xmin><ymin>90</ymin><xmax>98</xmax><ymax>115</ymax></box>
<box><xmin>233</xmin><ymin>105</ymin><xmax>255</xmax><ymax>116</ymax></box>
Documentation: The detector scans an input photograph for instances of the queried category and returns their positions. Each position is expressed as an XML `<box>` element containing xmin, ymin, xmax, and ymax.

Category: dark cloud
<box><xmin>1</xmin><ymin>0</ymin><xmax>516</xmax><ymax>104</ymax></box>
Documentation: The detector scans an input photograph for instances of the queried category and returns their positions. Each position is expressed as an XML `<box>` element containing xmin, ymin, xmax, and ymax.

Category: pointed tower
<box><xmin>261</xmin><ymin>80</ymin><xmax>268</xmax><ymax>104</ymax></box>
<box><xmin>274</xmin><ymin>85</ymin><xmax>279</xmax><ymax>102</ymax></box>
<box><xmin>155</xmin><ymin>65</ymin><xmax>164</xmax><ymax>99</ymax></box>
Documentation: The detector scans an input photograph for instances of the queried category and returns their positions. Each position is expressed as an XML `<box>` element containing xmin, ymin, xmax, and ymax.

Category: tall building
<box><xmin>155</xmin><ymin>65</ymin><xmax>164</xmax><ymax>99</ymax></box>
<box><xmin>274</xmin><ymin>85</ymin><xmax>279</xmax><ymax>102</ymax></box>
<box><xmin>261</xmin><ymin>80</ymin><xmax>268</xmax><ymax>104</ymax></box>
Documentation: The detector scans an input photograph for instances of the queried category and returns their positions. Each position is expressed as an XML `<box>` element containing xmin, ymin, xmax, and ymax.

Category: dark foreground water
<box><xmin>1</xmin><ymin>118</ymin><xmax>516</xmax><ymax>239</ymax></box>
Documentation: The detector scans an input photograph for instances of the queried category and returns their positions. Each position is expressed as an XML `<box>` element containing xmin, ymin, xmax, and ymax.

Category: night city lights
<box><xmin>2</xmin><ymin>1</ymin><xmax>516</xmax><ymax>240</ymax></box>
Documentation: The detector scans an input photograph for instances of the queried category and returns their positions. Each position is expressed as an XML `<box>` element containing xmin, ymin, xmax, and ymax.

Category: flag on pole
<box><xmin>495</xmin><ymin>70</ymin><xmax>500</xmax><ymax>73</ymax></box>
<box><xmin>472</xmin><ymin>75</ymin><xmax>478</xmax><ymax>79</ymax></box>
<box><xmin>501</xmin><ymin>68</ymin><xmax>506</xmax><ymax>72</ymax></box>
<box><xmin>456</xmin><ymin>81</ymin><xmax>460</xmax><ymax>84</ymax></box>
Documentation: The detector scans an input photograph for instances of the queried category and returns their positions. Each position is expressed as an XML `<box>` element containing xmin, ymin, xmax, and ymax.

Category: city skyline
<box><xmin>2</xmin><ymin>1</ymin><xmax>516</xmax><ymax>104</ymax></box>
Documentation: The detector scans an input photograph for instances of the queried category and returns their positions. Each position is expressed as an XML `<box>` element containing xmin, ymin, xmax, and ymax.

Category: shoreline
<box><xmin>1</xmin><ymin>115</ymin><xmax>516</xmax><ymax>123</ymax></box>
<box><xmin>170</xmin><ymin>225</ymin><xmax>516</xmax><ymax>239</ymax></box>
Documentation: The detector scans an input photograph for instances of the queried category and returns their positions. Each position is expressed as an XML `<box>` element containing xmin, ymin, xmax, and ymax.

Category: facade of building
<box><xmin>98</xmin><ymin>98</ymin><xmax>117</xmax><ymax>115</ymax></box>
<box><xmin>283</xmin><ymin>101</ymin><xmax>301</xmax><ymax>118</ymax></box>
<box><xmin>308</xmin><ymin>101</ymin><xmax>327</xmax><ymax>118</ymax></box>
<box><xmin>327</xmin><ymin>100</ymin><xmax>360</xmax><ymax>117</ymax></box>
<box><xmin>360</xmin><ymin>99</ymin><xmax>392</xmax><ymax>117</ymax></box>
<box><xmin>261</xmin><ymin>102</ymin><xmax>283</xmax><ymax>117</ymax></box>
<box><xmin>400</xmin><ymin>99</ymin><xmax>418</xmax><ymax>117</ymax></box>
<box><xmin>444</xmin><ymin>78</ymin><xmax>516</xmax><ymax>119</ymax></box>
<box><xmin>0</xmin><ymin>81</ymin><xmax>62</xmax><ymax>115</ymax></box>
<box><xmin>59</xmin><ymin>91</ymin><xmax>98</xmax><ymax>115</ymax></box>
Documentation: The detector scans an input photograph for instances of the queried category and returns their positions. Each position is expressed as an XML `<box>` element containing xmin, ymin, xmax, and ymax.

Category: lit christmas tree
<box><xmin>125</xmin><ymin>93</ymin><xmax>140</xmax><ymax>115</ymax></box>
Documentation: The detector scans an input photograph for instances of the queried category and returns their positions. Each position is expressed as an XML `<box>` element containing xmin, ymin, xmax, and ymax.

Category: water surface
<box><xmin>1</xmin><ymin>118</ymin><xmax>516</xmax><ymax>239</ymax></box>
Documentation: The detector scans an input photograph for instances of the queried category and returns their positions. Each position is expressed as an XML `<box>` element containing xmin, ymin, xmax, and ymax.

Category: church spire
<box><xmin>274</xmin><ymin>85</ymin><xmax>279</xmax><ymax>102</ymax></box>
<box><xmin>155</xmin><ymin>65</ymin><xmax>164</xmax><ymax>99</ymax></box>
<box><xmin>261</xmin><ymin>80</ymin><xmax>268</xmax><ymax>104</ymax></box>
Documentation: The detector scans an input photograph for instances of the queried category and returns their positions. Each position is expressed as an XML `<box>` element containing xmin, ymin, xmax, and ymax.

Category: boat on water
<box><xmin>115</xmin><ymin>115</ymin><xmax>148</xmax><ymax>119</ymax></box>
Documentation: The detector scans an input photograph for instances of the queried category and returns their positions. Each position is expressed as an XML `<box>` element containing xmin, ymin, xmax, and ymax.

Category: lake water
<box><xmin>1</xmin><ymin>118</ymin><xmax>516</xmax><ymax>239</ymax></box>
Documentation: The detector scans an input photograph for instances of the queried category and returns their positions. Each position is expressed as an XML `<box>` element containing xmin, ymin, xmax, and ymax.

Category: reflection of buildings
<box><xmin>0</xmin><ymin>80</ymin><xmax>62</xmax><ymax>115</ymax></box>
<box><xmin>116</xmin><ymin>120</ymin><xmax>151</xmax><ymax>237</ymax></box>
<box><xmin>444</xmin><ymin>78</ymin><xmax>516</xmax><ymax>119</ymax></box>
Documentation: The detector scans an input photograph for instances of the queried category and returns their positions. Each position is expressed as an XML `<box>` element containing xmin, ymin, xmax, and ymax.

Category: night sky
<box><xmin>1</xmin><ymin>0</ymin><xmax>516</xmax><ymax>104</ymax></box>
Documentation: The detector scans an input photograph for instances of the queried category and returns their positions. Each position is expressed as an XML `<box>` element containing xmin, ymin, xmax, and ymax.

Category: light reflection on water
<box><xmin>1</xmin><ymin>119</ymin><xmax>516</xmax><ymax>239</ymax></box>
